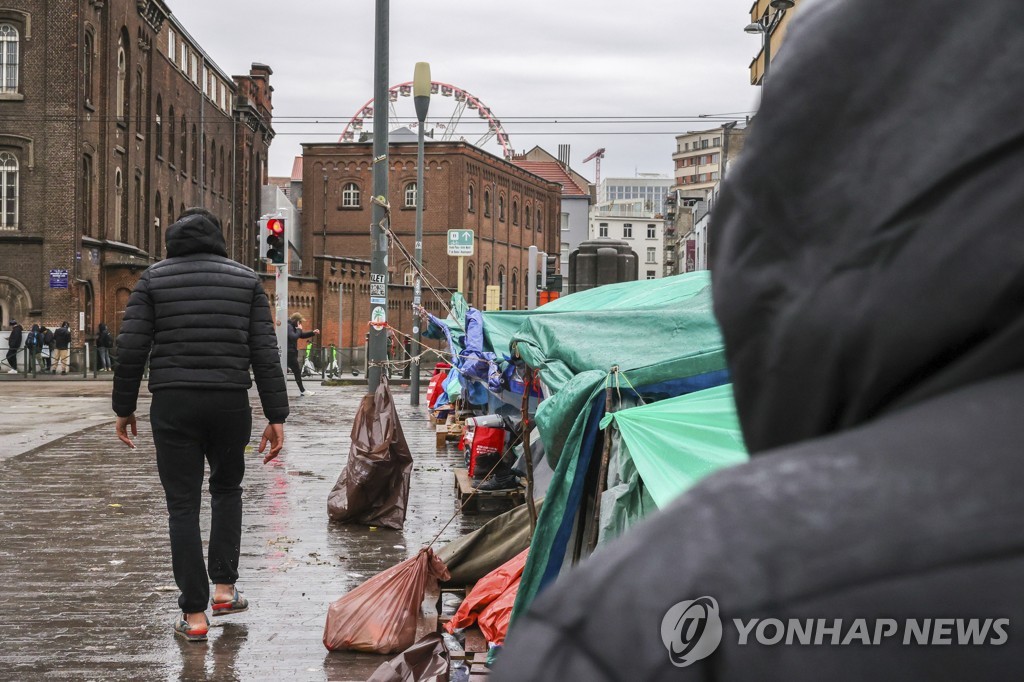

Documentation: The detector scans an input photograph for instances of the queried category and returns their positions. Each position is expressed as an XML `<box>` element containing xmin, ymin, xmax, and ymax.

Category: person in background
<box><xmin>24</xmin><ymin>324</ymin><xmax>39</xmax><ymax>373</ymax></box>
<box><xmin>5</xmin><ymin>319</ymin><xmax>22</xmax><ymax>374</ymax></box>
<box><xmin>53</xmin><ymin>322</ymin><xmax>72</xmax><ymax>375</ymax></box>
<box><xmin>40</xmin><ymin>326</ymin><xmax>53</xmax><ymax>372</ymax></box>
<box><xmin>113</xmin><ymin>207</ymin><xmax>288</xmax><ymax>643</ymax></box>
<box><xmin>287</xmin><ymin>313</ymin><xmax>319</xmax><ymax>397</ymax></box>
<box><xmin>96</xmin><ymin>322</ymin><xmax>113</xmax><ymax>372</ymax></box>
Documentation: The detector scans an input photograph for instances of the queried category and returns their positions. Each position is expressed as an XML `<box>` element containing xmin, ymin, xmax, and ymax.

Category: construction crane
<box><xmin>582</xmin><ymin>148</ymin><xmax>606</xmax><ymax>191</ymax></box>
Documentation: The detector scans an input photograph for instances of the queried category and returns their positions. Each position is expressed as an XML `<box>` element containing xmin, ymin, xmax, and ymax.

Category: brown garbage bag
<box><xmin>366</xmin><ymin>632</ymin><xmax>451</xmax><ymax>682</ymax></box>
<box><xmin>328</xmin><ymin>382</ymin><xmax>413</xmax><ymax>530</ymax></box>
<box><xmin>324</xmin><ymin>548</ymin><xmax>451</xmax><ymax>654</ymax></box>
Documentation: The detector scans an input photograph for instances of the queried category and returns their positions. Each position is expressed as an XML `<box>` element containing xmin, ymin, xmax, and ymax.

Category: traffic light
<box><xmin>260</xmin><ymin>216</ymin><xmax>286</xmax><ymax>266</ymax></box>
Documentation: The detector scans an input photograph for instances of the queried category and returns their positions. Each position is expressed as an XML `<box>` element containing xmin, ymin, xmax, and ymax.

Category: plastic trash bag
<box><xmin>445</xmin><ymin>549</ymin><xmax>528</xmax><ymax>646</ymax></box>
<box><xmin>328</xmin><ymin>382</ymin><xmax>413</xmax><ymax>530</ymax></box>
<box><xmin>324</xmin><ymin>548</ymin><xmax>451</xmax><ymax>654</ymax></box>
<box><xmin>365</xmin><ymin>632</ymin><xmax>451</xmax><ymax>682</ymax></box>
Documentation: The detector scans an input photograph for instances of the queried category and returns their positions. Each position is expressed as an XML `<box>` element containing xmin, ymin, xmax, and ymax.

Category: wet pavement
<box><xmin>0</xmin><ymin>380</ymin><xmax>482</xmax><ymax>681</ymax></box>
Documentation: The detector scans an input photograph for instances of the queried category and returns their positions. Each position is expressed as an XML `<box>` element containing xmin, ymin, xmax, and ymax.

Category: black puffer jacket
<box><xmin>112</xmin><ymin>213</ymin><xmax>288</xmax><ymax>423</ymax></box>
<box><xmin>496</xmin><ymin>1</ymin><xmax>1024</xmax><ymax>680</ymax></box>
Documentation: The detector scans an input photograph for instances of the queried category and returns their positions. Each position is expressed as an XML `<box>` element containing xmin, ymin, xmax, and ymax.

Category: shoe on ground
<box><xmin>300</xmin><ymin>390</ymin><xmax>315</xmax><ymax>397</ymax></box>
<box><xmin>473</xmin><ymin>474</ymin><xmax>522</xmax><ymax>492</ymax></box>
<box><xmin>6</xmin><ymin>369</ymin><xmax>17</xmax><ymax>374</ymax></box>
<box><xmin>173</xmin><ymin>613</ymin><xmax>209</xmax><ymax>642</ymax></box>
<box><xmin>211</xmin><ymin>587</ymin><xmax>249</xmax><ymax>616</ymax></box>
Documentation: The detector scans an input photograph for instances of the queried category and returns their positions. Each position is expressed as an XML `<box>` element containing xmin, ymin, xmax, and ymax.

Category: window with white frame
<box><xmin>622</xmin><ymin>223</ymin><xmax>633</xmax><ymax>239</ymax></box>
<box><xmin>404</xmin><ymin>268</ymin><xmax>415</xmax><ymax>287</ymax></box>
<box><xmin>342</xmin><ymin>182</ymin><xmax>360</xmax><ymax>208</ymax></box>
<box><xmin>167</xmin><ymin>31</ymin><xmax>175</xmax><ymax>61</ymax></box>
<box><xmin>598</xmin><ymin>222</ymin><xmax>608</xmax><ymax>238</ymax></box>
<box><xmin>647</xmin><ymin>247</ymin><xmax>657</xmax><ymax>263</ymax></box>
<box><xmin>467</xmin><ymin>185</ymin><xmax>474</xmax><ymax>212</ymax></box>
<box><xmin>404</xmin><ymin>182</ymin><xmax>417</xmax><ymax>208</ymax></box>
<box><xmin>0</xmin><ymin>151</ymin><xmax>18</xmax><ymax>229</ymax></box>
<box><xmin>116</xmin><ymin>45</ymin><xmax>127</xmax><ymax>120</ymax></box>
<box><xmin>647</xmin><ymin>224</ymin><xmax>657</xmax><ymax>239</ymax></box>
<box><xmin>0</xmin><ymin>24</ymin><xmax>19</xmax><ymax>94</ymax></box>
<box><xmin>560</xmin><ymin>212</ymin><xmax>569</xmax><ymax>231</ymax></box>
<box><xmin>180</xmin><ymin>43</ymin><xmax>187</xmax><ymax>72</ymax></box>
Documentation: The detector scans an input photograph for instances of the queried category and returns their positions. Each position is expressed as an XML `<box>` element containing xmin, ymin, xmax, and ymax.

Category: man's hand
<box><xmin>313</xmin><ymin>329</ymin><xmax>320</xmax><ymax>335</ymax></box>
<box><xmin>116</xmin><ymin>414</ymin><xmax>138</xmax><ymax>449</ymax></box>
<box><xmin>258</xmin><ymin>423</ymin><xmax>285</xmax><ymax>463</ymax></box>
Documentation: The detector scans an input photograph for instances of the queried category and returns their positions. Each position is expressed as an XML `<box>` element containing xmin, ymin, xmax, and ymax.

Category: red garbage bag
<box><xmin>445</xmin><ymin>548</ymin><xmax>528</xmax><ymax>639</ymax></box>
<box><xmin>324</xmin><ymin>548</ymin><xmax>451</xmax><ymax>654</ymax></box>
<box><xmin>478</xmin><ymin>576</ymin><xmax>520</xmax><ymax>646</ymax></box>
<box><xmin>328</xmin><ymin>382</ymin><xmax>413</xmax><ymax>530</ymax></box>
<box><xmin>365</xmin><ymin>632</ymin><xmax>451</xmax><ymax>682</ymax></box>
<box><xmin>426</xmin><ymin>368</ymin><xmax>449</xmax><ymax>409</ymax></box>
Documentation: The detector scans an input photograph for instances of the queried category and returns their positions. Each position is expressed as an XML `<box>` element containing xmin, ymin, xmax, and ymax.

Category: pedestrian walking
<box><xmin>53</xmin><ymin>322</ymin><xmax>71</xmax><ymax>375</ymax></box>
<box><xmin>5</xmin><ymin>319</ymin><xmax>22</xmax><ymax>373</ymax></box>
<box><xmin>112</xmin><ymin>207</ymin><xmax>288</xmax><ymax>643</ymax></box>
<box><xmin>95</xmin><ymin>322</ymin><xmax>113</xmax><ymax>372</ymax></box>
<box><xmin>40</xmin><ymin>326</ymin><xmax>53</xmax><ymax>372</ymax></box>
<box><xmin>287</xmin><ymin>313</ymin><xmax>319</xmax><ymax>397</ymax></box>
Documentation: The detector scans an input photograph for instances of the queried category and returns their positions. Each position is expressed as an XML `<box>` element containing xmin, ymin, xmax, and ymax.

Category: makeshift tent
<box><xmin>437</xmin><ymin>499</ymin><xmax>543</xmax><ymax>586</ymax></box>
<box><xmin>506</xmin><ymin>272</ymin><xmax>731</xmax><ymax>622</ymax></box>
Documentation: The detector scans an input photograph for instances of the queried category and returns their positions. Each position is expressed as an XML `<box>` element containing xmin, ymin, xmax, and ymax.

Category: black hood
<box><xmin>165</xmin><ymin>213</ymin><xmax>228</xmax><ymax>258</ymax></box>
<box><xmin>711</xmin><ymin>0</ymin><xmax>1024</xmax><ymax>454</ymax></box>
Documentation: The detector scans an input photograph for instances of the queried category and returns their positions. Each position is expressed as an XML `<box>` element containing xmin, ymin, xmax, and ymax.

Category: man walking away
<box><xmin>5</xmin><ymin>319</ymin><xmax>22</xmax><ymax>373</ymax></box>
<box><xmin>286</xmin><ymin>313</ymin><xmax>319</xmax><ymax>397</ymax></box>
<box><xmin>96</xmin><ymin>323</ymin><xmax>113</xmax><ymax>372</ymax></box>
<box><xmin>53</xmin><ymin>322</ymin><xmax>72</xmax><ymax>375</ymax></box>
<box><xmin>24</xmin><ymin>324</ymin><xmax>39</xmax><ymax>373</ymax></box>
<box><xmin>113</xmin><ymin>207</ymin><xmax>289</xmax><ymax>643</ymax></box>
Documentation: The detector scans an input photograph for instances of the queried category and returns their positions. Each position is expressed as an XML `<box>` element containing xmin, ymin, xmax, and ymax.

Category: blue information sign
<box><xmin>49</xmin><ymin>269</ymin><xmax>69</xmax><ymax>289</ymax></box>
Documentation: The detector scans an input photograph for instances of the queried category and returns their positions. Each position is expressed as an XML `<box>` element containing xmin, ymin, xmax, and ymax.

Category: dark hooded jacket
<box><xmin>7</xmin><ymin>322</ymin><xmax>21</xmax><ymax>350</ymax></box>
<box><xmin>53</xmin><ymin>322</ymin><xmax>71</xmax><ymax>350</ymax></box>
<box><xmin>112</xmin><ymin>213</ymin><xmax>288</xmax><ymax>423</ymax></box>
<box><xmin>495</xmin><ymin>1</ymin><xmax>1024</xmax><ymax>680</ymax></box>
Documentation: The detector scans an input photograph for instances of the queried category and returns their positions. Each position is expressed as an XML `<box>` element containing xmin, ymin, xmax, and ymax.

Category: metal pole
<box><xmin>458</xmin><ymin>256</ymin><xmax>464</xmax><ymax>294</ymax></box>
<box><xmin>762</xmin><ymin>20</ymin><xmax>771</xmax><ymax>84</ymax></box>
<box><xmin>367</xmin><ymin>0</ymin><xmax>390</xmax><ymax>394</ymax></box>
<box><xmin>411</xmin><ymin>108</ymin><xmax>425</xmax><ymax>404</ymax></box>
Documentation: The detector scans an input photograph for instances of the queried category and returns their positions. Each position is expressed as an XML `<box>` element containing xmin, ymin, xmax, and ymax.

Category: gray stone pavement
<box><xmin>0</xmin><ymin>379</ymin><xmax>482</xmax><ymax>681</ymax></box>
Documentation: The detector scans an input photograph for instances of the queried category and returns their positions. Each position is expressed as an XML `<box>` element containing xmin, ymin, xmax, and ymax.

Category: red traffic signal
<box><xmin>267</xmin><ymin>218</ymin><xmax>284</xmax><ymax>237</ymax></box>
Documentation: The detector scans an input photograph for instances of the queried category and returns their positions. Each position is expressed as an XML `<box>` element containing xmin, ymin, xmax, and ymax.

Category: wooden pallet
<box><xmin>436</xmin><ymin>423</ymin><xmax>463</xmax><ymax>448</ymax></box>
<box><xmin>454</xmin><ymin>468</ymin><xmax>525</xmax><ymax>514</ymax></box>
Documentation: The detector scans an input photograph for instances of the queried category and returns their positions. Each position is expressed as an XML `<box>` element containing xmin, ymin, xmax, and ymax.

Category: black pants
<box><xmin>288</xmin><ymin>351</ymin><xmax>305</xmax><ymax>393</ymax></box>
<box><xmin>150</xmin><ymin>388</ymin><xmax>252</xmax><ymax>613</ymax></box>
<box><xmin>5</xmin><ymin>348</ymin><xmax>17</xmax><ymax>371</ymax></box>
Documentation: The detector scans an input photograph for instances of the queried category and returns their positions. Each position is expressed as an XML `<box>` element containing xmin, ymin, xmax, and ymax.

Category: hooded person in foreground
<box><xmin>495</xmin><ymin>0</ymin><xmax>1024</xmax><ymax>679</ymax></box>
<box><xmin>112</xmin><ymin>208</ymin><xmax>289</xmax><ymax>642</ymax></box>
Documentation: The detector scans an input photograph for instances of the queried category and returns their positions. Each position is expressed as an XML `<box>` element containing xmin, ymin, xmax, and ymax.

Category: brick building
<box><xmin>297</xmin><ymin>139</ymin><xmax>562</xmax><ymax>346</ymax></box>
<box><xmin>0</xmin><ymin>0</ymin><xmax>273</xmax><ymax>349</ymax></box>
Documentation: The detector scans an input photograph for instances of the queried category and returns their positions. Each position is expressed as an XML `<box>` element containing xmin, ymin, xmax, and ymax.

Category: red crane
<box><xmin>582</xmin><ymin>148</ymin><xmax>606</xmax><ymax>189</ymax></box>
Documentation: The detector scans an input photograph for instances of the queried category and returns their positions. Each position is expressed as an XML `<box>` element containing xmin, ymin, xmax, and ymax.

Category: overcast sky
<box><xmin>170</xmin><ymin>0</ymin><xmax>761</xmax><ymax>182</ymax></box>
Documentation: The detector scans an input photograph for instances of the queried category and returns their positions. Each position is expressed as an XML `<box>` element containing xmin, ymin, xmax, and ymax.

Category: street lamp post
<box><xmin>746</xmin><ymin>0</ymin><xmax>793</xmax><ymax>85</ymax></box>
<box><xmin>367</xmin><ymin>0</ymin><xmax>389</xmax><ymax>394</ymax></box>
<box><xmin>410</xmin><ymin>62</ymin><xmax>431</xmax><ymax>406</ymax></box>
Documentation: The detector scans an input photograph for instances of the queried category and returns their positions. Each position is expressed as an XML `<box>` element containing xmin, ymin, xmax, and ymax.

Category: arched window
<box><xmin>83</xmin><ymin>31</ymin><xmax>94</xmax><ymax>103</ymax></box>
<box><xmin>467</xmin><ymin>184</ymin><xmax>474</xmax><ymax>212</ymax></box>
<box><xmin>219</xmin><ymin>147</ymin><xmax>225</xmax><ymax>194</ymax></box>
<box><xmin>210</xmin><ymin>140</ymin><xmax>216</xmax><ymax>190</ymax></box>
<box><xmin>512</xmin><ymin>199</ymin><xmax>519</xmax><ymax>225</ymax></box>
<box><xmin>536</xmin><ymin>208</ymin><xmax>543</xmax><ymax>232</ymax></box>
<box><xmin>466</xmin><ymin>263</ymin><xmax>475</xmax><ymax>306</ymax></box>
<box><xmin>114</xmin><ymin>168</ymin><xmax>124</xmax><ymax>241</ymax></box>
<box><xmin>201</xmin><ymin>133</ymin><xmax>207</xmax><ymax>184</ymax></box>
<box><xmin>154</xmin><ymin>191</ymin><xmax>162</xmax><ymax>258</ymax></box>
<box><xmin>0</xmin><ymin>151</ymin><xmax>19</xmax><ymax>229</ymax></box>
<box><xmin>179</xmin><ymin>115</ymin><xmax>187</xmax><ymax>169</ymax></box>
<box><xmin>342</xmin><ymin>182</ymin><xmax>360</xmax><ymax>208</ymax></box>
<box><xmin>0</xmin><ymin>24</ymin><xmax>19</xmax><ymax>94</ymax></box>
<box><xmin>135</xmin><ymin>69</ymin><xmax>143</xmax><ymax>132</ymax></box>
<box><xmin>525</xmin><ymin>203</ymin><xmax>531</xmax><ymax>229</ymax></box>
<box><xmin>167</xmin><ymin>106</ymin><xmax>175</xmax><ymax>164</ymax></box>
<box><xmin>116</xmin><ymin>43</ymin><xmax>127</xmax><ymax>120</ymax></box>
<box><xmin>191</xmin><ymin>125</ymin><xmax>198</xmax><ymax>178</ymax></box>
<box><xmin>498</xmin><ymin>195</ymin><xmax>505</xmax><ymax>222</ymax></box>
<box><xmin>498</xmin><ymin>267</ymin><xmax>506</xmax><ymax>310</ymax></box>
<box><xmin>81</xmin><ymin>155</ymin><xmax>92</xmax><ymax>236</ymax></box>
<box><xmin>404</xmin><ymin>267</ymin><xmax>415</xmax><ymax>287</ymax></box>
<box><xmin>511</xmin><ymin>270</ymin><xmax>519</xmax><ymax>310</ymax></box>
<box><xmin>135</xmin><ymin>175</ymin><xmax>144</xmax><ymax>249</ymax></box>
<box><xmin>155</xmin><ymin>96</ymin><xmax>163</xmax><ymax>158</ymax></box>
<box><xmin>483</xmin><ymin>264</ymin><xmax>491</xmax><ymax>293</ymax></box>
<box><xmin>483</xmin><ymin>190</ymin><xmax>491</xmax><ymax>217</ymax></box>
<box><xmin>167</xmin><ymin>196</ymin><xmax>175</xmax><ymax>233</ymax></box>
<box><xmin>404</xmin><ymin>181</ymin><xmax>417</xmax><ymax>208</ymax></box>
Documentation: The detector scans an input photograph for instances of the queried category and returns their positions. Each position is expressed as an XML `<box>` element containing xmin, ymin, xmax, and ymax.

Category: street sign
<box><xmin>447</xmin><ymin>229</ymin><xmax>474</xmax><ymax>256</ymax></box>
<box><xmin>49</xmin><ymin>269</ymin><xmax>69</xmax><ymax>289</ymax></box>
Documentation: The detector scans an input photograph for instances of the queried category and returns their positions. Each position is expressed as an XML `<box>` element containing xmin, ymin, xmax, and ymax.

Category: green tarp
<box><xmin>600</xmin><ymin>383</ymin><xmax>748</xmax><ymax>509</ymax></box>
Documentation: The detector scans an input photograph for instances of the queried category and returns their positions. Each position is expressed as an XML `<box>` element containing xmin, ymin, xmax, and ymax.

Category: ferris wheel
<box><xmin>339</xmin><ymin>81</ymin><xmax>514</xmax><ymax>160</ymax></box>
